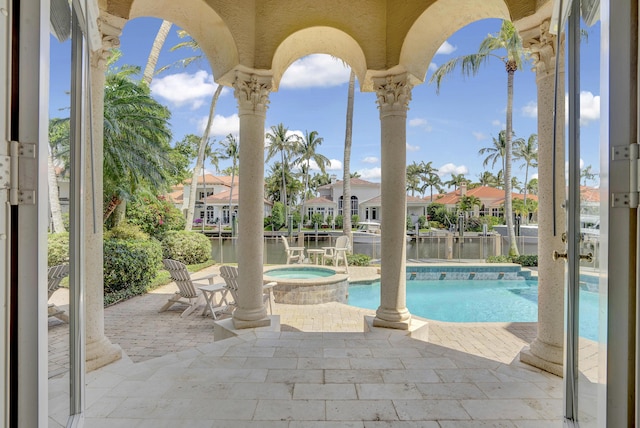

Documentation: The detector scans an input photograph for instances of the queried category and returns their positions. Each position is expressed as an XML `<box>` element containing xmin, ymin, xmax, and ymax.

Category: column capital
<box><xmin>233</xmin><ymin>71</ymin><xmax>272</xmax><ymax>114</ymax></box>
<box><xmin>373</xmin><ymin>73</ymin><xmax>412</xmax><ymax>116</ymax></box>
<box><xmin>91</xmin><ymin>13</ymin><xmax>126</xmax><ymax>71</ymax></box>
<box><xmin>522</xmin><ymin>19</ymin><xmax>564</xmax><ymax>79</ymax></box>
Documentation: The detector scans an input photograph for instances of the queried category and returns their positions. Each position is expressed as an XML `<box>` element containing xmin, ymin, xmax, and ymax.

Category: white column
<box><xmin>85</xmin><ymin>15</ymin><xmax>124</xmax><ymax>371</ymax></box>
<box><xmin>372</xmin><ymin>73</ymin><xmax>412</xmax><ymax>330</ymax></box>
<box><xmin>519</xmin><ymin>20</ymin><xmax>565</xmax><ymax>376</ymax></box>
<box><xmin>232</xmin><ymin>71</ymin><xmax>272</xmax><ymax>328</ymax></box>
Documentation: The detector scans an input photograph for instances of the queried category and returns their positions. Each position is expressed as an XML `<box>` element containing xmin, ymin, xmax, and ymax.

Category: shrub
<box><xmin>162</xmin><ymin>230</ymin><xmax>211</xmax><ymax>264</ymax></box>
<box><xmin>418</xmin><ymin>215</ymin><xmax>427</xmax><ymax>229</ymax></box>
<box><xmin>466</xmin><ymin>217</ymin><xmax>483</xmax><ymax>232</ymax></box>
<box><xmin>311</xmin><ymin>212</ymin><xmax>324</xmax><ymax>227</ymax></box>
<box><xmin>105</xmin><ymin>222</ymin><xmax>149</xmax><ymax>241</ymax></box>
<box><xmin>325</xmin><ymin>214</ymin><xmax>333</xmax><ymax>227</ymax></box>
<box><xmin>351</xmin><ymin>214</ymin><xmax>360</xmax><ymax>227</ymax></box>
<box><xmin>270</xmin><ymin>202</ymin><xmax>285</xmax><ymax>230</ymax></box>
<box><xmin>513</xmin><ymin>254</ymin><xmax>538</xmax><ymax>267</ymax></box>
<box><xmin>103</xmin><ymin>238</ymin><xmax>162</xmax><ymax>295</ymax></box>
<box><xmin>486</xmin><ymin>255</ymin><xmax>512</xmax><ymax>263</ymax></box>
<box><xmin>347</xmin><ymin>253</ymin><xmax>371</xmax><ymax>266</ymax></box>
<box><xmin>334</xmin><ymin>215</ymin><xmax>344</xmax><ymax>229</ymax></box>
<box><xmin>126</xmin><ymin>195</ymin><xmax>186</xmax><ymax>239</ymax></box>
<box><xmin>48</xmin><ymin>232</ymin><xmax>69</xmax><ymax>267</ymax></box>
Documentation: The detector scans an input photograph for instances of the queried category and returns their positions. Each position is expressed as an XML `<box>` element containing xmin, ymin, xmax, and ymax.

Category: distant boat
<box><xmin>351</xmin><ymin>221</ymin><xmax>411</xmax><ymax>244</ymax></box>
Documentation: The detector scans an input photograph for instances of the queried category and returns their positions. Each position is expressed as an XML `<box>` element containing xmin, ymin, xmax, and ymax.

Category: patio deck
<box><xmin>48</xmin><ymin>265</ymin><xmax>567</xmax><ymax>427</ymax></box>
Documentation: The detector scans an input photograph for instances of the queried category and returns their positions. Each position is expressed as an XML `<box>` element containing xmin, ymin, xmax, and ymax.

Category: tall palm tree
<box><xmin>48</xmin><ymin>118</ymin><xmax>70</xmax><ymax>232</ymax></box>
<box><xmin>580</xmin><ymin>164</ymin><xmax>597</xmax><ymax>186</ymax></box>
<box><xmin>430</xmin><ymin>20</ymin><xmax>528</xmax><ymax>257</ymax></box>
<box><xmin>513</xmin><ymin>133</ymin><xmax>538</xmax><ymax>223</ymax></box>
<box><xmin>142</xmin><ymin>20</ymin><xmax>172</xmax><ymax>86</ymax></box>
<box><xmin>217</xmin><ymin>133</ymin><xmax>239</xmax><ymax>216</ymax></box>
<box><xmin>266</xmin><ymin>123</ymin><xmax>301</xmax><ymax>222</ymax></box>
<box><xmin>477</xmin><ymin>170</ymin><xmax>499</xmax><ymax>187</ymax></box>
<box><xmin>444</xmin><ymin>173</ymin><xmax>466</xmax><ymax>191</ymax></box>
<box><xmin>479</xmin><ymin>130</ymin><xmax>507</xmax><ymax>172</ymax></box>
<box><xmin>102</xmin><ymin>64</ymin><xmax>175</xmax><ymax>223</ymax></box>
<box><xmin>342</xmin><ymin>69</ymin><xmax>356</xmax><ymax>236</ymax></box>
<box><xmin>406</xmin><ymin>162</ymin><xmax>423</xmax><ymax>196</ymax></box>
<box><xmin>294</xmin><ymin>130</ymin><xmax>329</xmax><ymax>223</ymax></box>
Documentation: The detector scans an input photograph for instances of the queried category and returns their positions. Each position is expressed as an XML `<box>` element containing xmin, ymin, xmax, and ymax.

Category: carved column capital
<box><xmin>233</xmin><ymin>71</ymin><xmax>272</xmax><ymax>114</ymax></box>
<box><xmin>373</xmin><ymin>73</ymin><xmax>412</xmax><ymax>117</ymax></box>
<box><xmin>523</xmin><ymin>19</ymin><xmax>565</xmax><ymax>79</ymax></box>
<box><xmin>91</xmin><ymin>13</ymin><xmax>126</xmax><ymax>71</ymax></box>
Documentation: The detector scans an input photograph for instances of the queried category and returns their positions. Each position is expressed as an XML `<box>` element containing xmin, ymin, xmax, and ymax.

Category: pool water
<box><xmin>348</xmin><ymin>279</ymin><xmax>601</xmax><ymax>341</ymax></box>
<box><xmin>265</xmin><ymin>267</ymin><xmax>335</xmax><ymax>279</ymax></box>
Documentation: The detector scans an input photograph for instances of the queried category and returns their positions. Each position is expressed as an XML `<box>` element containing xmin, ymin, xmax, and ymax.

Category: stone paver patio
<box><xmin>48</xmin><ymin>264</ymin><xmax>569</xmax><ymax>427</ymax></box>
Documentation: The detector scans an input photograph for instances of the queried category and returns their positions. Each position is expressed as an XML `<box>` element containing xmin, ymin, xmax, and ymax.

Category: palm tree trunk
<box><xmin>523</xmin><ymin>164</ymin><xmax>529</xmax><ymax>224</ymax></box>
<box><xmin>143</xmin><ymin>20</ymin><xmax>172</xmax><ymax>86</ymax></box>
<box><xmin>228</xmin><ymin>155</ymin><xmax>237</xmax><ymax>224</ymax></box>
<box><xmin>300</xmin><ymin>160</ymin><xmax>310</xmax><ymax>225</ymax></box>
<box><xmin>280</xmin><ymin>149</ymin><xmax>287</xmax><ymax>223</ymax></box>
<box><xmin>103</xmin><ymin>194</ymin><xmax>121</xmax><ymax>223</ymax></box>
<box><xmin>342</xmin><ymin>69</ymin><xmax>355</xmax><ymax>238</ymax></box>
<box><xmin>504</xmin><ymin>67</ymin><xmax>519</xmax><ymax>257</ymax></box>
<box><xmin>185</xmin><ymin>84</ymin><xmax>223</xmax><ymax>230</ymax></box>
<box><xmin>47</xmin><ymin>151</ymin><xmax>66</xmax><ymax>232</ymax></box>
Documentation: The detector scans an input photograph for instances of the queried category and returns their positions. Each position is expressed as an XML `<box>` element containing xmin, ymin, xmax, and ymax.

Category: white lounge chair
<box><xmin>160</xmin><ymin>259</ymin><xmax>218</xmax><ymax>317</ymax></box>
<box><xmin>48</xmin><ymin>263</ymin><xmax>69</xmax><ymax>323</ymax></box>
<box><xmin>280</xmin><ymin>235</ymin><xmax>305</xmax><ymax>264</ymax></box>
<box><xmin>219</xmin><ymin>265</ymin><xmax>276</xmax><ymax>315</ymax></box>
<box><xmin>322</xmin><ymin>235</ymin><xmax>350</xmax><ymax>273</ymax></box>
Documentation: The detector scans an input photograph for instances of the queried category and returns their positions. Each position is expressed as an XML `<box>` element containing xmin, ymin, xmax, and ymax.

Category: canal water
<box><xmin>209</xmin><ymin>233</ymin><xmax>541</xmax><ymax>265</ymax></box>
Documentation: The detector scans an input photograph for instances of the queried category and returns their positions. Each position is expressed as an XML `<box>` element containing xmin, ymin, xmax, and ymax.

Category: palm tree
<box><xmin>513</xmin><ymin>133</ymin><xmax>538</xmax><ymax>223</ymax></box>
<box><xmin>217</xmin><ymin>133</ymin><xmax>239</xmax><ymax>218</ymax></box>
<box><xmin>477</xmin><ymin>170</ymin><xmax>499</xmax><ymax>187</ymax></box>
<box><xmin>102</xmin><ymin>63</ymin><xmax>175</xmax><ymax>223</ymax></box>
<box><xmin>294</xmin><ymin>130</ymin><xmax>329</xmax><ymax>223</ymax></box>
<box><xmin>444</xmin><ymin>173</ymin><xmax>466</xmax><ymax>191</ymax></box>
<box><xmin>430</xmin><ymin>20</ymin><xmax>528</xmax><ymax>257</ymax></box>
<box><xmin>142</xmin><ymin>20</ymin><xmax>172</xmax><ymax>86</ymax></box>
<box><xmin>479</xmin><ymin>130</ymin><xmax>507</xmax><ymax>172</ymax></box>
<box><xmin>406</xmin><ymin>162</ymin><xmax>423</xmax><ymax>196</ymax></box>
<box><xmin>48</xmin><ymin>118</ymin><xmax>70</xmax><ymax>232</ymax></box>
<box><xmin>580</xmin><ymin>164</ymin><xmax>597</xmax><ymax>186</ymax></box>
<box><xmin>342</xmin><ymin>69</ymin><xmax>356</xmax><ymax>236</ymax></box>
<box><xmin>266</xmin><ymin>123</ymin><xmax>301</xmax><ymax>222</ymax></box>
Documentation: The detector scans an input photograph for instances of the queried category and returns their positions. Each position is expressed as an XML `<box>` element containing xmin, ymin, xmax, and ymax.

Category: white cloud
<box><xmin>264</xmin><ymin>128</ymin><xmax>304</xmax><ymax>148</ymax></box>
<box><xmin>521</xmin><ymin>101</ymin><xmax>538</xmax><ymax>118</ymax></box>
<box><xmin>428</xmin><ymin>62</ymin><xmax>438</xmax><ymax>72</ymax></box>
<box><xmin>308</xmin><ymin>159</ymin><xmax>336</xmax><ymax>171</ymax></box>
<box><xmin>326</xmin><ymin>159</ymin><xmax>342</xmax><ymax>171</ymax></box>
<box><xmin>197</xmin><ymin>113</ymin><xmax>240</xmax><ymax>137</ymax></box>
<box><xmin>522</xmin><ymin>92</ymin><xmax>600</xmax><ymax>126</ymax></box>
<box><xmin>531</xmin><ymin>173</ymin><xmax>538</xmax><ymax>180</ymax></box>
<box><xmin>407</xmin><ymin>143</ymin><xmax>420</xmax><ymax>152</ymax></box>
<box><xmin>362</xmin><ymin>156</ymin><xmax>379</xmax><ymax>164</ymax></box>
<box><xmin>151</xmin><ymin>71</ymin><xmax>220</xmax><ymax>109</ymax></box>
<box><xmin>437</xmin><ymin>163</ymin><xmax>469</xmax><ymax>177</ymax></box>
<box><xmin>280</xmin><ymin>55</ymin><xmax>350</xmax><ymax>89</ymax></box>
<box><xmin>358</xmin><ymin>167</ymin><xmax>382</xmax><ymax>180</ymax></box>
<box><xmin>472</xmin><ymin>131</ymin><xmax>488</xmax><ymax>141</ymax></box>
<box><xmin>491</xmin><ymin>119</ymin><xmax>502</xmax><ymax>127</ymax></box>
<box><xmin>409</xmin><ymin>117</ymin><xmax>433</xmax><ymax>132</ymax></box>
<box><xmin>436</xmin><ymin>41</ymin><xmax>457</xmax><ymax>55</ymax></box>
<box><xmin>578</xmin><ymin>91</ymin><xmax>600</xmax><ymax>125</ymax></box>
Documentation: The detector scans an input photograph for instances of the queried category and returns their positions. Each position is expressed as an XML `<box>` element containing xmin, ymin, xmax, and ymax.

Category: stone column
<box><xmin>372</xmin><ymin>73</ymin><xmax>412</xmax><ymax>330</ymax></box>
<box><xmin>232</xmin><ymin>71</ymin><xmax>272</xmax><ymax>329</ymax></box>
<box><xmin>85</xmin><ymin>14</ymin><xmax>125</xmax><ymax>371</ymax></box>
<box><xmin>519</xmin><ymin>20</ymin><xmax>566</xmax><ymax>376</ymax></box>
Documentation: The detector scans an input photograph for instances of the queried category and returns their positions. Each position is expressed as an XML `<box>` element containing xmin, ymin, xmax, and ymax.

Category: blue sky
<box><xmin>49</xmin><ymin>17</ymin><xmax>601</xmax><ymax>192</ymax></box>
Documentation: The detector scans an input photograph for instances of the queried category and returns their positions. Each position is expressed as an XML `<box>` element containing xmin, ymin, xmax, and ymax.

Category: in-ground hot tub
<box><xmin>263</xmin><ymin>266</ymin><xmax>350</xmax><ymax>304</ymax></box>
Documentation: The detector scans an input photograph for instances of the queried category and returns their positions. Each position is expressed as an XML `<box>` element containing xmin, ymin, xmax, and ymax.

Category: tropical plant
<box><xmin>580</xmin><ymin>164</ymin><xmax>597</xmax><ymax>186</ymax></box>
<box><xmin>293</xmin><ymin>130</ymin><xmax>329</xmax><ymax>222</ymax></box>
<box><xmin>266</xmin><ymin>123</ymin><xmax>301</xmax><ymax>222</ymax></box>
<box><xmin>477</xmin><ymin>171</ymin><xmax>500</xmax><ymax>187</ymax></box>
<box><xmin>48</xmin><ymin>118</ymin><xmax>70</xmax><ymax>232</ymax></box>
<box><xmin>430</xmin><ymin>19</ymin><xmax>529</xmax><ymax>257</ymax></box>
<box><xmin>265</xmin><ymin>162</ymin><xmax>303</xmax><ymax>206</ymax></box>
<box><xmin>102</xmin><ymin>61</ymin><xmax>175</xmax><ymax>224</ymax></box>
<box><xmin>527</xmin><ymin>178</ymin><xmax>539</xmax><ymax>195</ymax></box>
<box><xmin>216</xmin><ymin>133</ymin><xmax>239</xmax><ymax>216</ymax></box>
<box><xmin>423</xmin><ymin>170</ymin><xmax>443</xmax><ymax>202</ymax></box>
<box><xmin>142</xmin><ymin>20</ymin><xmax>172</xmax><ymax>86</ymax></box>
<box><xmin>479</xmin><ymin>130</ymin><xmax>507</xmax><ymax>172</ymax></box>
<box><xmin>406</xmin><ymin>162</ymin><xmax>423</xmax><ymax>196</ymax></box>
<box><xmin>513</xmin><ymin>133</ymin><xmax>538</xmax><ymax>223</ymax></box>
<box><xmin>458</xmin><ymin>195</ymin><xmax>481</xmax><ymax>213</ymax></box>
<box><xmin>444</xmin><ymin>173</ymin><xmax>466</xmax><ymax>191</ymax></box>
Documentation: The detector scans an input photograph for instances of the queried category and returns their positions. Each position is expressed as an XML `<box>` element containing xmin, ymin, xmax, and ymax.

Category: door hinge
<box><xmin>611</xmin><ymin>143</ymin><xmax>640</xmax><ymax>208</ymax></box>
<box><xmin>0</xmin><ymin>141</ymin><xmax>36</xmax><ymax>205</ymax></box>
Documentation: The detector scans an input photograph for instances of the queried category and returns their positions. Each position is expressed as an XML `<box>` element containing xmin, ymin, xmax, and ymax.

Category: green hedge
<box><xmin>161</xmin><ymin>230</ymin><xmax>211</xmax><ymax>265</ymax></box>
<box><xmin>347</xmin><ymin>253</ymin><xmax>371</xmax><ymax>266</ymax></box>
<box><xmin>103</xmin><ymin>238</ymin><xmax>162</xmax><ymax>296</ymax></box>
<box><xmin>486</xmin><ymin>254</ymin><xmax>538</xmax><ymax>267</ymax></box>
<box><xmin>48</xmin><ymin>232</ymin><xmax>69</xmax><ymax>267</ymax></box>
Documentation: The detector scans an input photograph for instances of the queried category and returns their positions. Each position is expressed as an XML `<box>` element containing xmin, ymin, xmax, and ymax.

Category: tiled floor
<box><xmin>48</xmin><ymin>265</ymin><xmax>570</xmax><ymax>427</ymax></box>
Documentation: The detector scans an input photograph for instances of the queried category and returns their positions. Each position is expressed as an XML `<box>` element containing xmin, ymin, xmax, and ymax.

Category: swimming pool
<box><xmin>348</xmin><ymin>279</ymin><xmax>600</xmax><ymax>341</ymax></box>
<box><xmin>265</xmin><ymin>267</ymin><xmax>335</xmax><ymax>279</ymax></box>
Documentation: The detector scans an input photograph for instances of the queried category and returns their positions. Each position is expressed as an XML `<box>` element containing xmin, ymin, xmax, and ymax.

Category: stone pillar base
<box><xmin>372</xmin><ymin>315</ymin><xmax>411</xmax><ymax>331</ymax></box>
<box><xmin>215</xmin><ymin>315</ymin><xmax>280</xmax><ymax>342</ymax></box>
<box><xmin>232</xmin><ymin>315</ymin><xmax>272</xmax><ymax>330</ymax></box>
<box><xmin>366</xmin><ymin>316</ymin><xmax>427</xmax><ymax>341</ymax></box>
<box><xmin>86</xmin><ymin>336</ymin><xmax>122</xmax><ymax>372</ymax></box>
<box><xmin>520</xmin><ymin>345</ymin><xmax>563</xmax><ymax>377</ymax></box>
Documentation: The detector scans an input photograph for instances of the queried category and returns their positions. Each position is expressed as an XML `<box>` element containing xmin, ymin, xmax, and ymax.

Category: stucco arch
<box><xmin>270</xmin><ymin>27</ymin><xmax>368</xmax><ymax>91</ymax></box>
<box><xmin>128</xmin><ymin>0</ymin><xmax>240</xmax><ymax>83</ymax></box>
<box><xmin>400</xmin><ymin>0</ymin><xmax>512</xmax><ymax>84</ymax></box>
